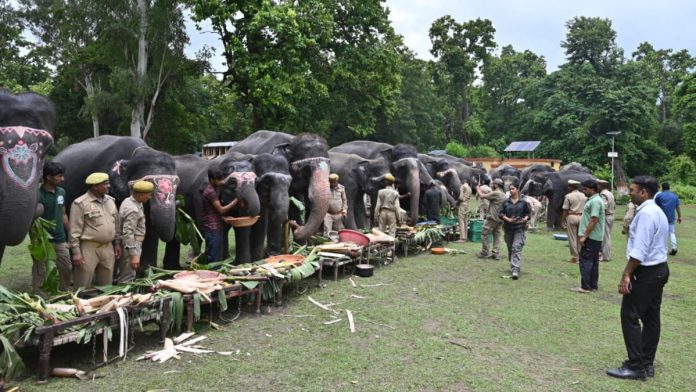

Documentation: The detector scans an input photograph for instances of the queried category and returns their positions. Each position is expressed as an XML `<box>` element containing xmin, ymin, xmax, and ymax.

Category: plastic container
<box><xmin>469</xmin><ymin>219</ymin><xmax>484</xmax><ymax>243</ymax></box>
<box><xmin>439</xmin><ymin>216</ymin><xmax>458</xmax><ymax>226</ymax></box>
<box><xmin>223</xmin><ymin>215</ymin><xmax>259</xmax><ymax>228</ymax></box>
<box><xmin>264</xmin><ymin>254</ymin><xmax>305</xmax><ymax>266</ymax></box>
<box><xmin>338</xmin><ymin>229</ymin><xmax>371</xmax><ymax>247</ymax></box>
<box><xmin>553</xmin><ymin>234</ymin><xmax>568</xmax><ymax>241</ymax></box>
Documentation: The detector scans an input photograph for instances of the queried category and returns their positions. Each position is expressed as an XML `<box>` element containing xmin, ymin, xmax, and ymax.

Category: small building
<box><xmin>465</xmin><ymin>157</ymin><xmax>562</xmax><ymax>171</ymax></box>
<box><xmin>202</xmin><ymin>141</ymin><xmax>237</xmax><ymax>160</ymax></box>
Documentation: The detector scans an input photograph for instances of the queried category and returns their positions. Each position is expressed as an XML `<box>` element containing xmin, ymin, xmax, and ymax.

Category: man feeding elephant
<box><xmin>69</xmin><ymin>172</ymin><xmax>121</xmax><ymax>289</ymax></box>
<box><xmin>324</xmin><ymin>173</ymin><xmax>347</xmax><ymax>237</ymax></box>
<box><xmin>116</xmin><ymin>181</ymin><xmax>154</xmax><ymax>284</ymax></box>
<box><xmin>374</xmin><ymin>174</ymin><xmax>401</xmax><ymax>237</ymax></box>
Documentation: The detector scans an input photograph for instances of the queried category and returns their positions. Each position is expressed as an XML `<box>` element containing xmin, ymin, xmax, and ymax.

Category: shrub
<box><xmin>445</xmin><ymin>141</ymin><xmax>500</xmax><ymax>158</ymax></box>
<box><xmin>664</xmin><ymin>155</ymin><xmax>696</xmax><ymax>186</ymax></box>
<box><xmin>671</xmin><ymin>183</ymin><xmax>696</xmax><ymax>205</ymax></box>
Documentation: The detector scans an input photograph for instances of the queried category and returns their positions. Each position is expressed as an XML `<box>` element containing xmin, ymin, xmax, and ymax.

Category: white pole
<box><xmin>611</xmin><ymin>136</ymin><xmax>615</xmax><ymax>193</ymax></box>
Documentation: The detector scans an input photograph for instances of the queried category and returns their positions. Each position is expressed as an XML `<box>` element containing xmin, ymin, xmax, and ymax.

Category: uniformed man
<box><xmin>69</xmin><ymin>172</ymin><xmax>121</xmax><ymax>289</ymax></box>
<box><xmin>456</xmin><ymin>180</ymin><xmax>472</xmax><ymax>242</ymax></box>
<box><xmin>116</xmin><ymin>181</ymin><xmax>154</xmax><ymax>283</ymax></box>
<box><xmin>621</xmin><ymin>201</ymin><xmax>636</xmax><ymax>235</ymax></box>
<box><xmin>324</xmin><ymin>173</ymin><xmax>347</xmax><ymax>237</ymax></box>
<box><xmin>525</xmin><ymin>195</ymin><xmax>542</xmax><ymax>229</ymax></box>
<box><xmin>374</xmin><ymin>174</ymin><xmax>401</xmax><ymax>237</ymax></box>
<box><xmin>598</xmin><ymin>179</ymin><xmax>616</xmax><ymax>261</ymax></box>
<box><xmin>476</xmin><ymin>178</ymin><xmax>505</xmax><ymax>260</ymax></box>
<box><xmin>561</xmin><ymin>179</ymin><xmax>587</xmax><ymax>264</ymax></box>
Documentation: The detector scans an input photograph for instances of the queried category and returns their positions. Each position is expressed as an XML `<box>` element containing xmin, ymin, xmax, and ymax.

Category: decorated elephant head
<box><xmin>275</xmin><ymin>133</ymin><xmax>331</xmax><ymax>241</ymax></box>
<box><xmin>108</xmin><ymin>146</ymin><xmax>179</xmax><ymax>241</ymax></box>
<box><xmin>106</xmin><ymin>147</ymin><xmax>180</xmax><ymax>241</ymax></box>
<box><xmin>252</xmin><ymin>153</ymin><xmax>292</xmax><ymax>257</ymax></box>
<box><xmin>0</xmin><ymin>91</ymin><xmax>55</xmax><ymax>259</ymax></box>
<box><xmin>217</xmin><ymin>156</ymin><xmax>261</xmax><ymax>218</ymax></box>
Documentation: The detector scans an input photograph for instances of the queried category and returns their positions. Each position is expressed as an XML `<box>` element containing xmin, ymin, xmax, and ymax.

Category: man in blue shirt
<box><xmin>606</xmin><ymin>176</ymin><xmax>669</xmax><ymax>381</ymax></box>
<box><xmin>654</xmin><ymin>182</ymin><xmax>682</xmax><ymax>256</ymax></box>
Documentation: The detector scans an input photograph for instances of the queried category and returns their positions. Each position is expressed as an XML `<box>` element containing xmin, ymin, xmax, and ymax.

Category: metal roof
<box><xmin>203</xmin><ymin>141</ymin><xmax>237</xmax><ymax>148</ymax></box>
<box><xmin>504</xmin><ymin>141</ymin><xmax>540</xmax><ymax>152</ymax></box>
<box><xmin>429</xmin><ymin>149</ymin><xmax>447</xmax><ymax>155</ymax></box>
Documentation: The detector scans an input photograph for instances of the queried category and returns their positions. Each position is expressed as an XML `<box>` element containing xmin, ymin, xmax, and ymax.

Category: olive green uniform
<box><xmin>375</xmin><ymin>185</ymin><xmax>401</xmax><ymax>237</ymax></box>
<box><xmin>69</xmin><ymin>191</ymin><xmax>120</xmax><ymax>288</ymax></box>
<box><xmin>480</xmin><ymin>189</ymin><xmax>505</xmax><ymax>257</ymax></box>
<box><xmin>457</xmin><ymin>182</ymin><xmax>472</xmax><ymax>240</ymax></box>
<box><xmin>324</xmin><ymin>184</ymin><xmax>347</xmax><ymax>237</ymax></box>
<box><xmin>117</xmin><ymin>196</ymin><xmax>146</xmax><ymax>283</ymax></box>
<box><xmin>600</xmin><ymin>189</ymin><xmax>616</xmax><ymax>260</ymax></box>
<box><xmin>562</xmin><ymin>190</ymin><xmax>587</xmax><ymax>261</ymax></box>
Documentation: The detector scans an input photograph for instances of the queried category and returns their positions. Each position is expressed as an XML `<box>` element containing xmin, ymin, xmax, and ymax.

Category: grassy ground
<box><xmin>2</xmin><ymin>205</ymin><xmax>695</xmax><ymax>391</ymax></box>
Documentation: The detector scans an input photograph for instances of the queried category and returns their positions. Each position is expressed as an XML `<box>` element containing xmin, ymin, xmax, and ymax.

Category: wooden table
<box><xmin>181</xmin><ymin>282</ymin><xmax>264</xmax><ymax>332</ymax></box>
<box><xmin>29</xmin><ymin>296</ymin><xmax>171</xmax><ymax>383</ymax></box>
<box><xmin>318</xmin><ymin>250</ymin><xmax>360</xmax><ymax>284</ymax></box>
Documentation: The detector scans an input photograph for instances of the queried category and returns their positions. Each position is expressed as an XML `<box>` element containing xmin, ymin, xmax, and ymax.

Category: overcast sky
<box><xmin>186</xmin><ymin>0</ymin><xmax>695</xmax><ymax>73</ymax></box>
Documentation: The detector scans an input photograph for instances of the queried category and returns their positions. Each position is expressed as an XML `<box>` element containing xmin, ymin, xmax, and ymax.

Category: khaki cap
<box><xmin>133</xmin><ymin>181</ymin><xmax>155</xmax><ymax>193</ymax></box>
<box><xmin>85</xmin><ymin>172</ymin><xmax>109</xmax><ymax>185</ymax></box>
<box><xmin>597</xmin><ymin>179</ymin><xmax>609</xmax><ymax>185</ymax></box>
<box><xmin>567</xmin><ymin>179</ymin><xmax>581</xmax><ymax>185</ymax></box>
<box><xmin>329</xmin><ymin>173</ymin><xmax>339</xmax><ymax>180</ymax></box>
<box><xmin>384</xmin><ymin>173</ymin><xmax>395</xmax><ymax>182</ymax></box>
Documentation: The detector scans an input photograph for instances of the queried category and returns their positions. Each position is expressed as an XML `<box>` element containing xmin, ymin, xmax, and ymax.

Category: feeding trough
<box><xmin>223</xmin><ymin>215</ymin><xmax>260</xmax><ymax>228</ymax></box>
<box><xmin>553</xmin><ymin>234</ymin><xmax>568</xmax><ymax>241</ymax></box>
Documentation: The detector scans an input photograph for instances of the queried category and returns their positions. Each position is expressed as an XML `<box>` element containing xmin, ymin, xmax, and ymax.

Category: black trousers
<box><xmin>620</xmin><ymin>262</ymin><xmax>669</xmax><ymax>370</ymax></box>
<box><xmin>579</xmin><ymin>238</ymin><xmax>602</xmax><ymax>290</ymax></box>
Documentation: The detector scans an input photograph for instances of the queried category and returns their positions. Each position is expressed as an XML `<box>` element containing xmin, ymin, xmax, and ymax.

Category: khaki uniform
<box><xmin>457</xmin><ymin>183</ymin><xmax>472</xmax><ymax>240</ymax></box>
<box><xmin>375</xmin><ymin>185</ymin><xmax>400</xmax><ymax>237</ymax></box>
<box><xmin>69</xmin><ymin>191</ymin><xmax>120</xmax><ymax>288</ymax></box>
<box><xmin>117</xmin><ymin>196</ymin><xmax>146</xmax><ymax>283</ymax></box>
<box><xmin>324</xmin><ymin>184</ymin><xmax>347</xmax><ymax>237</ymax></box>
<box><xmin>600</xmin><ymin>189</ymin><xmax>616</xmax><ymax>260</ymax></box>
<box><xmin>477</xmin><ymin>184</ymin><xmax>492</xmax><ymax>219</ymax></box>
<box><xmin>622</xmin><ymin>201</ymin><xmax>636</xmax><ymax>235</ymax></box>
<box><xmin>480</xmin><ymin>189</ymin><xmax>505</xmax><ymax>257</ymax></box>
<box><xmin>562</xmin><ymin>190</ymin><xmax>587</xmax><ymax>261</ymax></box>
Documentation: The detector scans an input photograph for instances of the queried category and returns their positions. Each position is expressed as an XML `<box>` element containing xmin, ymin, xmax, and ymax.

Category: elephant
<box><xmin>54</xmin><ymin>136</ymin><xmax>179</xmax><ymax>271</ymax></box>
<box><xmin>427</xmin><ymin>153</ymin><xmax>489</xmax><ymax>189</ymax></box>
<box><xmin>162</xmin><ymin>154</ymin><xmax>261</xmax><ymax>266</ymax></box>
<box><xmin>560</xmin><ymin>162</ymin><xmax>592</xmax><ymax>173</ymax></box>
<box><xmin>328</xmin><ymin>151</ymin><xmax>391</xmax><ymax>230</ymax></box>
<box><xmin>418</xmin><ymin>154</ymin><xmax>462</xmax><ymax>202</ymax></box>
<box><xmin>519</xmin><ymin>164</ymin><xmax>555</xmax><ymax>191</ymax></box>
<box><xmin>227</xmin><ymin>130</ymin><xmax>331</xmax><ymax>242</ymax></box>
<box><xmin>330</xmin><ymin>141</ymin><xmax>431</xmax><ymax>225</ymax></box>
<box><xmin>522</xmin><ymin>170</ymin><xmax>596</xmax><ymax>229</ymax></box>
<box><xmin>0</xmin><ymin>90</ymin><xmax>56</xmax><ymax>265</ymax></box>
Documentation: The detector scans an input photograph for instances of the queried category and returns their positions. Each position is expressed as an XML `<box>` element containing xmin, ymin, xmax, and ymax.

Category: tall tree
<box><xmin>428</xmin><ymin>16</ymin><xmax>496</xmax><ymax>145</ymax></box>
<box><xmin>0</xmin><ymin>0</ymin><xmax>49</xmax><ymax>90</ymax></box>
<box><xmin>673</xmin><ymin>74</ymin><xmax>696</xmax><ymax>160</ymax></box>
<box><xmin>481</xmin><ymin>45</ymin><xmax>546</xmax><ymax>143</ymax></box>
<box><xmin>561</xmin><ymin>16</ymin><xmax>623</xmax><ymax>75</ymax></box>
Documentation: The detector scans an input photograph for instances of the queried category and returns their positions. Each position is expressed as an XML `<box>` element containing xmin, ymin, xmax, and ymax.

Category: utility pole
<box><xmin>606</xmin><ymin>131</ymin><xmax>621</xmax><ymax>193</ymax></box>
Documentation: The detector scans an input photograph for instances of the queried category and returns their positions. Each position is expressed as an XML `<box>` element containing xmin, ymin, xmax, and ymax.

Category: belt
<box><xmin>380</xmin><ymin>208</ymin><xmax>395</xmax><ymax>212</ymax></box>
<box><xmin>568</xmin><ymin>213</ymin><xmax>582</xmax><ymax>216</ymax></box>
<box><xmin>82</xmin><ymin>240</ymin><xmax>111</xmax><ymax>248</ymax></box>
<box><xmin>135</xmin><ymin>235</ymin><xmax>145</xmax><ymax>242</ymax></box>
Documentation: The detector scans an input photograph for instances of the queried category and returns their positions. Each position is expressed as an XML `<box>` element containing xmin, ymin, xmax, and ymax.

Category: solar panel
<box><xmin>504</xmin><ymin>141</ymin><xmax>540</xmax><ymax>152</ymax></box>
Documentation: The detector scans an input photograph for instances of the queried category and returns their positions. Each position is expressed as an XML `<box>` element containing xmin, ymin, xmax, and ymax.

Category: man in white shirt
<box><xmin>606</xmin><ymin>176</ymin><xmax>669</xmax><ymax>381</ymax></box>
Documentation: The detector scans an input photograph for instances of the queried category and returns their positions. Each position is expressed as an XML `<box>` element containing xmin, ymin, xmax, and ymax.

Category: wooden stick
<box><xmin>323</xmin><ymin>318</ymin><xmax>342</xmax><ymax>325</ymax></box>
<box><xmin>348</xmin><ymin>278</ymin><xmax>357</xmax><ymax>288</ymax></box>
<box><xmin>173</xmin><ymin>332</ymin><xmax>195</xmax><ymax>344</ymax></box>
<box><xmin>351</xmin><ymin>294</ymin><xmax>367</xmax><ymax>299</ymax></box>
<box><xmin>346</xmin><ymin>310</ymin><xmax>356</xmax><ymax>333</ymax></box>
<box><xmin>361</xmin><ymin>318</ymin><xmax>396</xmax><ymax>330</ymax></box>
<box><xmin>308</xmin><ymin>296</ymin><xmax>339</xmax><ymax>314</ymax></box>
<box><xmin>448</xmin><ymin>340</ymin><xmax>472</xmax><ymax>350</ymax></box>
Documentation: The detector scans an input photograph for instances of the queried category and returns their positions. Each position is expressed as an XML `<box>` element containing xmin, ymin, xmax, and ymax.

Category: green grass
<box><xmin>2</xmin><ymin>205</ymin><xmax>695</xmax><ymax>391</ymax></box>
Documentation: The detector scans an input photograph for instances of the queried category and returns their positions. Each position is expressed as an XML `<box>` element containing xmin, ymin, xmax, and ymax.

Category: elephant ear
<box><xmin>272</xmin><ymin>143</ymin><xmax>290</xmax><ymax>159</ymax></box>
<box><xmin>377</xmin><ymin>147</ymin><xmax>393</xmax><ymax>161</ymax></box>
<box><xmin>107</xmin><ymin>159</ymin><xmax>130</xmax><ymax>202</ymax></box>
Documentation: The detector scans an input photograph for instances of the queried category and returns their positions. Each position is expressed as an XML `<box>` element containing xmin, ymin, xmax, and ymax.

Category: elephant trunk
<box><xmin>293</xmin><ymin>163</ymin><xmax>330</xmax><ymax>241</ymax></box>
<box><xmin>0</xmin><ymin>183</ymin><xmax>38</xmax><ymax>246</ymax></box>
<box><xmin>406</xmin><ymin>174</ymin><xmax>420</xmax><ymax>225</ymax></box>
<box><xmin>147</xmin><ymin>175</ymin><xmax>179</xmax><ymax>241</ymax></box>
<box><xmin>238</xmin><ymin>183</ymin><xmax>261</xmax><ymax>217</ymax></box>
<box><xmin>266</xmin><ymin>179</ymin><xmax>290</xmax><ymax>254</ymax></box>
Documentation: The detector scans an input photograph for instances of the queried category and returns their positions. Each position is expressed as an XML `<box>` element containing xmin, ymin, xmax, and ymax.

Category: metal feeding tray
<box><xmin>553</xmin><ymin>234</ymin><xmax>568</xmax><ymax>241</ymax></box>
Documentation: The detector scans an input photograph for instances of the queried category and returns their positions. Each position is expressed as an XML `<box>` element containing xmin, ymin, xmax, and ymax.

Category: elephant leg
<box><xmin>139</xmin><ymin>232</ymin><xmax>159</xmax><ymax>274</ymax></box>
<box><xmin>163</xmin><ymin>239</ymin><xmax>182</xmax><ymax>270</ymax></box>
<box><xmin>222</xmin><ymin>226</ymin><xmax>231</xmax><ymax>260</ymax></box>
<box><xmin>233</xmin><ymin>227</ymin><xmax>251</xmax><ymax>264</ymax></box>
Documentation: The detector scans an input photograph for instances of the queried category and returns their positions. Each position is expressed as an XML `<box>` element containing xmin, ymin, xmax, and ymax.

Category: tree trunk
<box><xmin>83</xmin><ymin>74</ymin><xmax>100</xmax><ymax>137</ymax></box>
<box><xmin>130</xmin><ymin>0</ymin><xmax>148</xmax><ymax>139</ymax></box>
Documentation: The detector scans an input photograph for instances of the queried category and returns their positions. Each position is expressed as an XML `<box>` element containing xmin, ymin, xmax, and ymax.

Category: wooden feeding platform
<box><xmin>24</xmin><ymin>296</ymin><xmax>172</xmax><ymax>384</ymax></box>
<box><xmin>181</xmin><ymin>281</ymin><xmax>264</xmax><ymax>332</ymax></box>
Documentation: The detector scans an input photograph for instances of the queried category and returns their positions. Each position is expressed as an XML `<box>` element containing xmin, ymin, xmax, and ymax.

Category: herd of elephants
<box><xmin>0</xmin><ymin>91</ymin><xmax>598</xmax><ymax>272</ymax></box>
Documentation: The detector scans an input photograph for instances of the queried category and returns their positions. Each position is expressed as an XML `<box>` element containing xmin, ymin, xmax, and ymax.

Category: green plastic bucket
<box><xmin>469</xmin><ymin>219</ymin><xmax>484</xmax><ymax>243</ymax></box>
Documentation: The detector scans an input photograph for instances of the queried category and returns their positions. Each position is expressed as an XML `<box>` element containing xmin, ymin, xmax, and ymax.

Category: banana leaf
<box><xmin>290</xmin><ymin>196</ymin><xmax>305</xmax><ymax>213</ymax></box>
<box><xmin>28</xmin><ymin>218</ymin><xmax>60</xmax><ymax>295</ymax></box>
<box><xmin>0</xmin><ymin>334</ymin><xmax>25</xmax><ymax>380</ymax></box>
<box><xmin>175</xmin><ymin>205</ymin><xmax>203</xmax><ymax>258</ymax></box>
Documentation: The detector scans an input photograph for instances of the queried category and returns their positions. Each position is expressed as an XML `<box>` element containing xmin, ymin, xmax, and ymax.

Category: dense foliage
<box><xmin>1</xmin><ymin>3</ymin><xmax>694</xmax><ymax>183</ymax></box>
